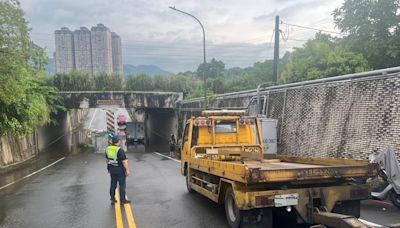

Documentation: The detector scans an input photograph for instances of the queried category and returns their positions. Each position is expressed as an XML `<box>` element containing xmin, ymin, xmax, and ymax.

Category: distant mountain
<box><xmin>45</xmin><ymin>60</ymin><xmax>170</xmax><ymax>76</ymax></box>
<box><xmin>123</xmin><ymin>64</ymin><xmax>171</xmax><ymax>76</ymax></box>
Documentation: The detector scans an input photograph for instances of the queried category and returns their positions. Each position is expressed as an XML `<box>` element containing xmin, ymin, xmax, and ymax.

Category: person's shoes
<box><xmin>120</xmin><ymin>200</ymin><xmax>131</xmax><ymax>205</ymax></box>
<box><xmin>111</xmin><ymin>199</ymin><xmax>117</xmax><ymax>205</ymax></box>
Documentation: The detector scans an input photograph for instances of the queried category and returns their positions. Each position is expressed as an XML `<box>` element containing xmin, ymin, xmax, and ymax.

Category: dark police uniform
<box><xmin>106</xmin><ymin>145</ymin><xmax>127</xmax><ymax>203</ymax></box>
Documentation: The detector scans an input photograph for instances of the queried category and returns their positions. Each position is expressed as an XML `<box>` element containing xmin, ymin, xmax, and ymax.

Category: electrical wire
<box><xmin>280</xmin><ymin>21</ymin><xmax>343</xmax><ymax>35</ymax></box>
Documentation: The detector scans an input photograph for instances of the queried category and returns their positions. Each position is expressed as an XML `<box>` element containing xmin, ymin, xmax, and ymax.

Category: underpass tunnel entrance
<box><xmin>145</xmin><ymin>108</ymin><xmax>178</xmax><ymax>153</ymax></box>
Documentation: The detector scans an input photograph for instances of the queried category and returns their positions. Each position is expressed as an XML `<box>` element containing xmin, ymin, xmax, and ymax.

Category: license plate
<box><xmin>274</xmin><ymin>193</ymin><xmax>298</xmax><ymax>207</ymax></box>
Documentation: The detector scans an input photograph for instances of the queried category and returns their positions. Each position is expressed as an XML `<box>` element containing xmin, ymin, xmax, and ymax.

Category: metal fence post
<box><xmin>279</xmin><ymin>89</ymin><xmax>287</xmax><ymax>144</ymax></box>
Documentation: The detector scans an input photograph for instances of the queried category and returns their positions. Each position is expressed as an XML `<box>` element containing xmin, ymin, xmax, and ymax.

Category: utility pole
<box><xmin>273</xmin><ymin>15</ymin><xmax>280</xmax><ymax>83</ymax></box>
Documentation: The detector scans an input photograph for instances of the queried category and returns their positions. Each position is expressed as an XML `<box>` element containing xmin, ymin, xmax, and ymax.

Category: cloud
<box><xmin>19</xmin><ymin>0</ymin><xmax>344</xmax><ymax>73</ymax></box>
<box><xmin>253</xmin><ymin>0</ymin><xmax>336</xmax><ymax>22</ymax></box>
<box><xmin>122</xmin><ymin>40</ymin><xmax>273</xmax><ymax>72</ymax></box>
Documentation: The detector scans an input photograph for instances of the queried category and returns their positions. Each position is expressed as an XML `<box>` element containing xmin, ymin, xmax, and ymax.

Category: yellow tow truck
<box><xmin>180</xmin><ymin>110</ymin><xmax>377</xmax><ymax>228</ymax></box>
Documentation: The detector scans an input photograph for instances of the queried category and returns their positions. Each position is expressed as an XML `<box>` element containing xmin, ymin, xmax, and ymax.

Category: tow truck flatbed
<box><xmin>188</xmin><ymin>152</ymin><xmax>376</xmax><ymax>184</ymax></box>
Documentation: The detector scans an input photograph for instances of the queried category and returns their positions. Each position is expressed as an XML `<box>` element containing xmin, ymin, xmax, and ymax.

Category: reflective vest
<box><xmin>106</xmin><ymin>145</ymin><xmax>120</xmax><ymax>167</ymax></box>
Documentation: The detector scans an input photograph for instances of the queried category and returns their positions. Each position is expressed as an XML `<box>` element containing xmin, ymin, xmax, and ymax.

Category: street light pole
<box><xmin>169</xmin><ymin>6</ymin><xmax>207</xmax><ymax>108</ymax></box>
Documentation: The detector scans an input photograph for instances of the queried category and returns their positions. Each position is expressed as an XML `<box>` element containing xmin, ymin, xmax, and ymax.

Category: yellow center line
<box><xmin>124</xmin><ymin>203</ymin><xmax>137</xmax><ymax>228</ymax></box>
<box><xmin>115</xmin><ymin>190</ymin><xmax>124</xmax><ymax>228</ymax></box>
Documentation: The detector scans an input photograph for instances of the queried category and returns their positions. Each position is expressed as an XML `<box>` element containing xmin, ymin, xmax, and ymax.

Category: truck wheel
<box><xmin>390</xmin><ymin>190</ymin><xmax>400</xmax><ymax>209</ymax></box>
<box><xmin>225</xmin><ymin>187</ymin><xmax>241</xmax><ymax>228</ymax></box>
<box><xmin>186</xmin><ymin>168</ymin><xmax>193</xmax><ymax>193</ymax></box>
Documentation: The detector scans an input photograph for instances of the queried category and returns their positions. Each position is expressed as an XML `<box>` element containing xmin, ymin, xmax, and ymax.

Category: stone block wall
<box><xmin>276</xmin><ymin>75</ymin><xmax>400</xmax><ymax>159</ymax></box>
<box><xmin>180</xmin><ymin>72</ymin><xmax>400</xmax><ymax>159</ymax></box>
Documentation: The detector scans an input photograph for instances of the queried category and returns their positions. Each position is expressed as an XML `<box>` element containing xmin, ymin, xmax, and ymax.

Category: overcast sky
<box><xmin>20</xmin><ymin>0</ymin><xmax>343</xmax><ymax>73</ymax></box>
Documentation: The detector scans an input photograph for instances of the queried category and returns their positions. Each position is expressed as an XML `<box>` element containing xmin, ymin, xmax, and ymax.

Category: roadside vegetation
<box><xmin>0</xmin><ymin>0</ymin><xmax>64</xmax><ymax>136</ymax></box>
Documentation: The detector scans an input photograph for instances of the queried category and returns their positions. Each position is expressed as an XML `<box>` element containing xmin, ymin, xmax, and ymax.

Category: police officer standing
<box><xmin>106</xmin><ymin>132</ymin><xmax>131</xmax><ymax>205</ymax></box>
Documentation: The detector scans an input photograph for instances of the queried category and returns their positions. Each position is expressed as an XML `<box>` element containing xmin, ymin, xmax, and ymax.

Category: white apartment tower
<box><xmin>111</xmin><ymin>32</ymin><xmax>123</xmax><ymax>73</ymax></box>
<box><xmin>91</xmin><ymin>24</ymin><xmax>113</xmax><ymax>74</ymax></box>
<box><xmin>73</xmin><ymin>27</ymin><xmax>92</xmax><ymax>73</ymax></box>
<box><xmin>54</xmin><ymin>27</ymin><xmax>74</xmax><ymax>73</ymax></box>
<box><xmin>54</xmin><ymin>24</ymin><xmax>121</xmax><ymax>74</ymax></box>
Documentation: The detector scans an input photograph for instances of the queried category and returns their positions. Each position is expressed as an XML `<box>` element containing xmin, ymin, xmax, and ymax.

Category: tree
<box><xmin>152</xmin><ymin>75</ymin><xmax>166</xmax><ymax>91</ymax></box>
<box><xmin>94</xmin><ymin>73</ymin><xmax>124</xmax><ymax>91</ymax></box>
<box><xmin>126</xmin><ymin>74</ymin><xmax>153</xmax><ymax>91</ymax></box>
<box><xmin>51</xmin><ymin>71</ymin><xmax>94</xmax><ymax>91</ymax></box>
<box><xmin>0</xmin><ymin>0</ymin><xmax>62</xmax><ymax>136</ymax></box>
<box><xmin>333</xmin><ymin>0</ymin><xmax>400</xmax><ymax>69</ymax></box>
<box><xmin>196</xmin><ymin>58</ymin><xmax>226</xmax><ymax>93</ymax></box>
<box><xmin>280</xmin><ymin>34</ymin><xmax>369</xmax><ymax>83</ymax></box>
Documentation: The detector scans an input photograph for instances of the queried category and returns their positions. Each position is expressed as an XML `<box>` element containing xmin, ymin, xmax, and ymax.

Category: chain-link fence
<box><xmin>257</xmin><ymin>73</ymin><xmax>400</xmax><ymax>159</ymax></box>
<box><xmin>181</xmin><ymin>70</ymin><xmax>400</xmax><ymax>159</ymax></box>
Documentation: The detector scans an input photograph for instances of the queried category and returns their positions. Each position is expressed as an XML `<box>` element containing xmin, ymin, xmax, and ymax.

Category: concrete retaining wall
<box><xmin>0</xmin><ymin>134</ymin><xmax>37</xmax><ymax>168</ymax></box>
<box><xmin>0</xmin><ymin>109</ymin><xmax>89</xmax><ymax>168</ymax></box>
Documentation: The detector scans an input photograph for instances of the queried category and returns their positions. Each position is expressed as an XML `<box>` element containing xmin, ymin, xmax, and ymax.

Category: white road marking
<box><xmin>0</xmin><ymin>157</ymin><xmax>66</xmax><ymax>190</ymax></box>
<box><xmin>88</xmin><ymin>108</ymin><xmax>98</xmax><ymax>129</ymax></box>
<box><xmin>359</xmin><ymin>219</ymin><xmax>383</xmax><ymax>227</ymax></box>
<box><xmin>153</xmin><ymin>152</ymin><xmax>180</xmax><ymax>163</ymax></box>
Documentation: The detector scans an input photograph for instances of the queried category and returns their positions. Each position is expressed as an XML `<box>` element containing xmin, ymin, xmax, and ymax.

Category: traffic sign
<box><xmin>96</xmin><ymin>99</ymin><xmax>123</xmax><ymax>106</ymax></box>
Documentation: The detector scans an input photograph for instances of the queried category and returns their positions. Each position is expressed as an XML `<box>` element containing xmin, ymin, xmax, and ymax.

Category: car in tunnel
<box><xmin>126</xmin><ymin>122</ymin><xmax>145</xmax><ymax>146</ymax></box>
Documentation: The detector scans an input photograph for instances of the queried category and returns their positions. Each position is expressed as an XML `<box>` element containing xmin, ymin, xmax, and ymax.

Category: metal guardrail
<box><xmin>59</xmin><ymin>91</ymin><xmax>183</xmax><ymax>95</ymax></box>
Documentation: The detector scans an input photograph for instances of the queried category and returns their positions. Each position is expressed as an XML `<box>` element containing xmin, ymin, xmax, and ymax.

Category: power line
<box><xmin>307</xmin><ymin>17</ymin><xmax>333</xmax><ymax>27</ymax></box>
<box><xmin>280</xmin><ymin>21</ymin><xmax>343</xmax><ymax>35</ymax></box>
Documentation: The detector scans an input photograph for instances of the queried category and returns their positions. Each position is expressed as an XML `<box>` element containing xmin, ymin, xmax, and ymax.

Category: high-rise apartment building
<box><xmin>91</xmin><ymin>24</ymin><xmax>113</xmax><ymax>74</ymax></box>
<box><xmin>112</xmin><ymin>32</ymin><xmax>123</xmax><ymax>73</ymax></box>
<box><xmin>73</xmin><ymin>27</ymin><xmax>92</xmax><ymax>73</ymax></box>
<box><xmin>54</xmin><ymin>24</ymin><xmax>122</xmax><ymax>74</ymax></box>
<box><xmin>54</xmin><ymin>27</ymin><xmax>74</xmax><ymax>73</ymax></box>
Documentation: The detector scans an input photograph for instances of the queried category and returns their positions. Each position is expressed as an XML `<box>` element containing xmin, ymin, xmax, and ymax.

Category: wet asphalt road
<box><xmin>361</xmin><ymin>200</ymin><xmax>400</xmax><ymax>227</ymax></box>
<box><xmin>1</xmin><ymin>148</ymin><xmax>399</xmax><ymax>228</ymax></box>
<box><xmin>0</xmin><ymin>149</ymin><xmax>228</xmax><ymax>228</ymax></box>
<box><xmin>0</xmin><ymin>151</ymin><xmax>115</xmax><ymax>228</ymax></box>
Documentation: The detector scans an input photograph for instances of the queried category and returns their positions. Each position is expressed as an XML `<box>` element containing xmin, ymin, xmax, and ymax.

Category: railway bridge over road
<box><xmin>60</xmin><ymin>91</ymin><xmax>182</xmax><ymax>110</ymax></box>
<box><xmin>60</xmin><ymin>91</ymin><xmax>183</xmax><ymax>152</ymax></box>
